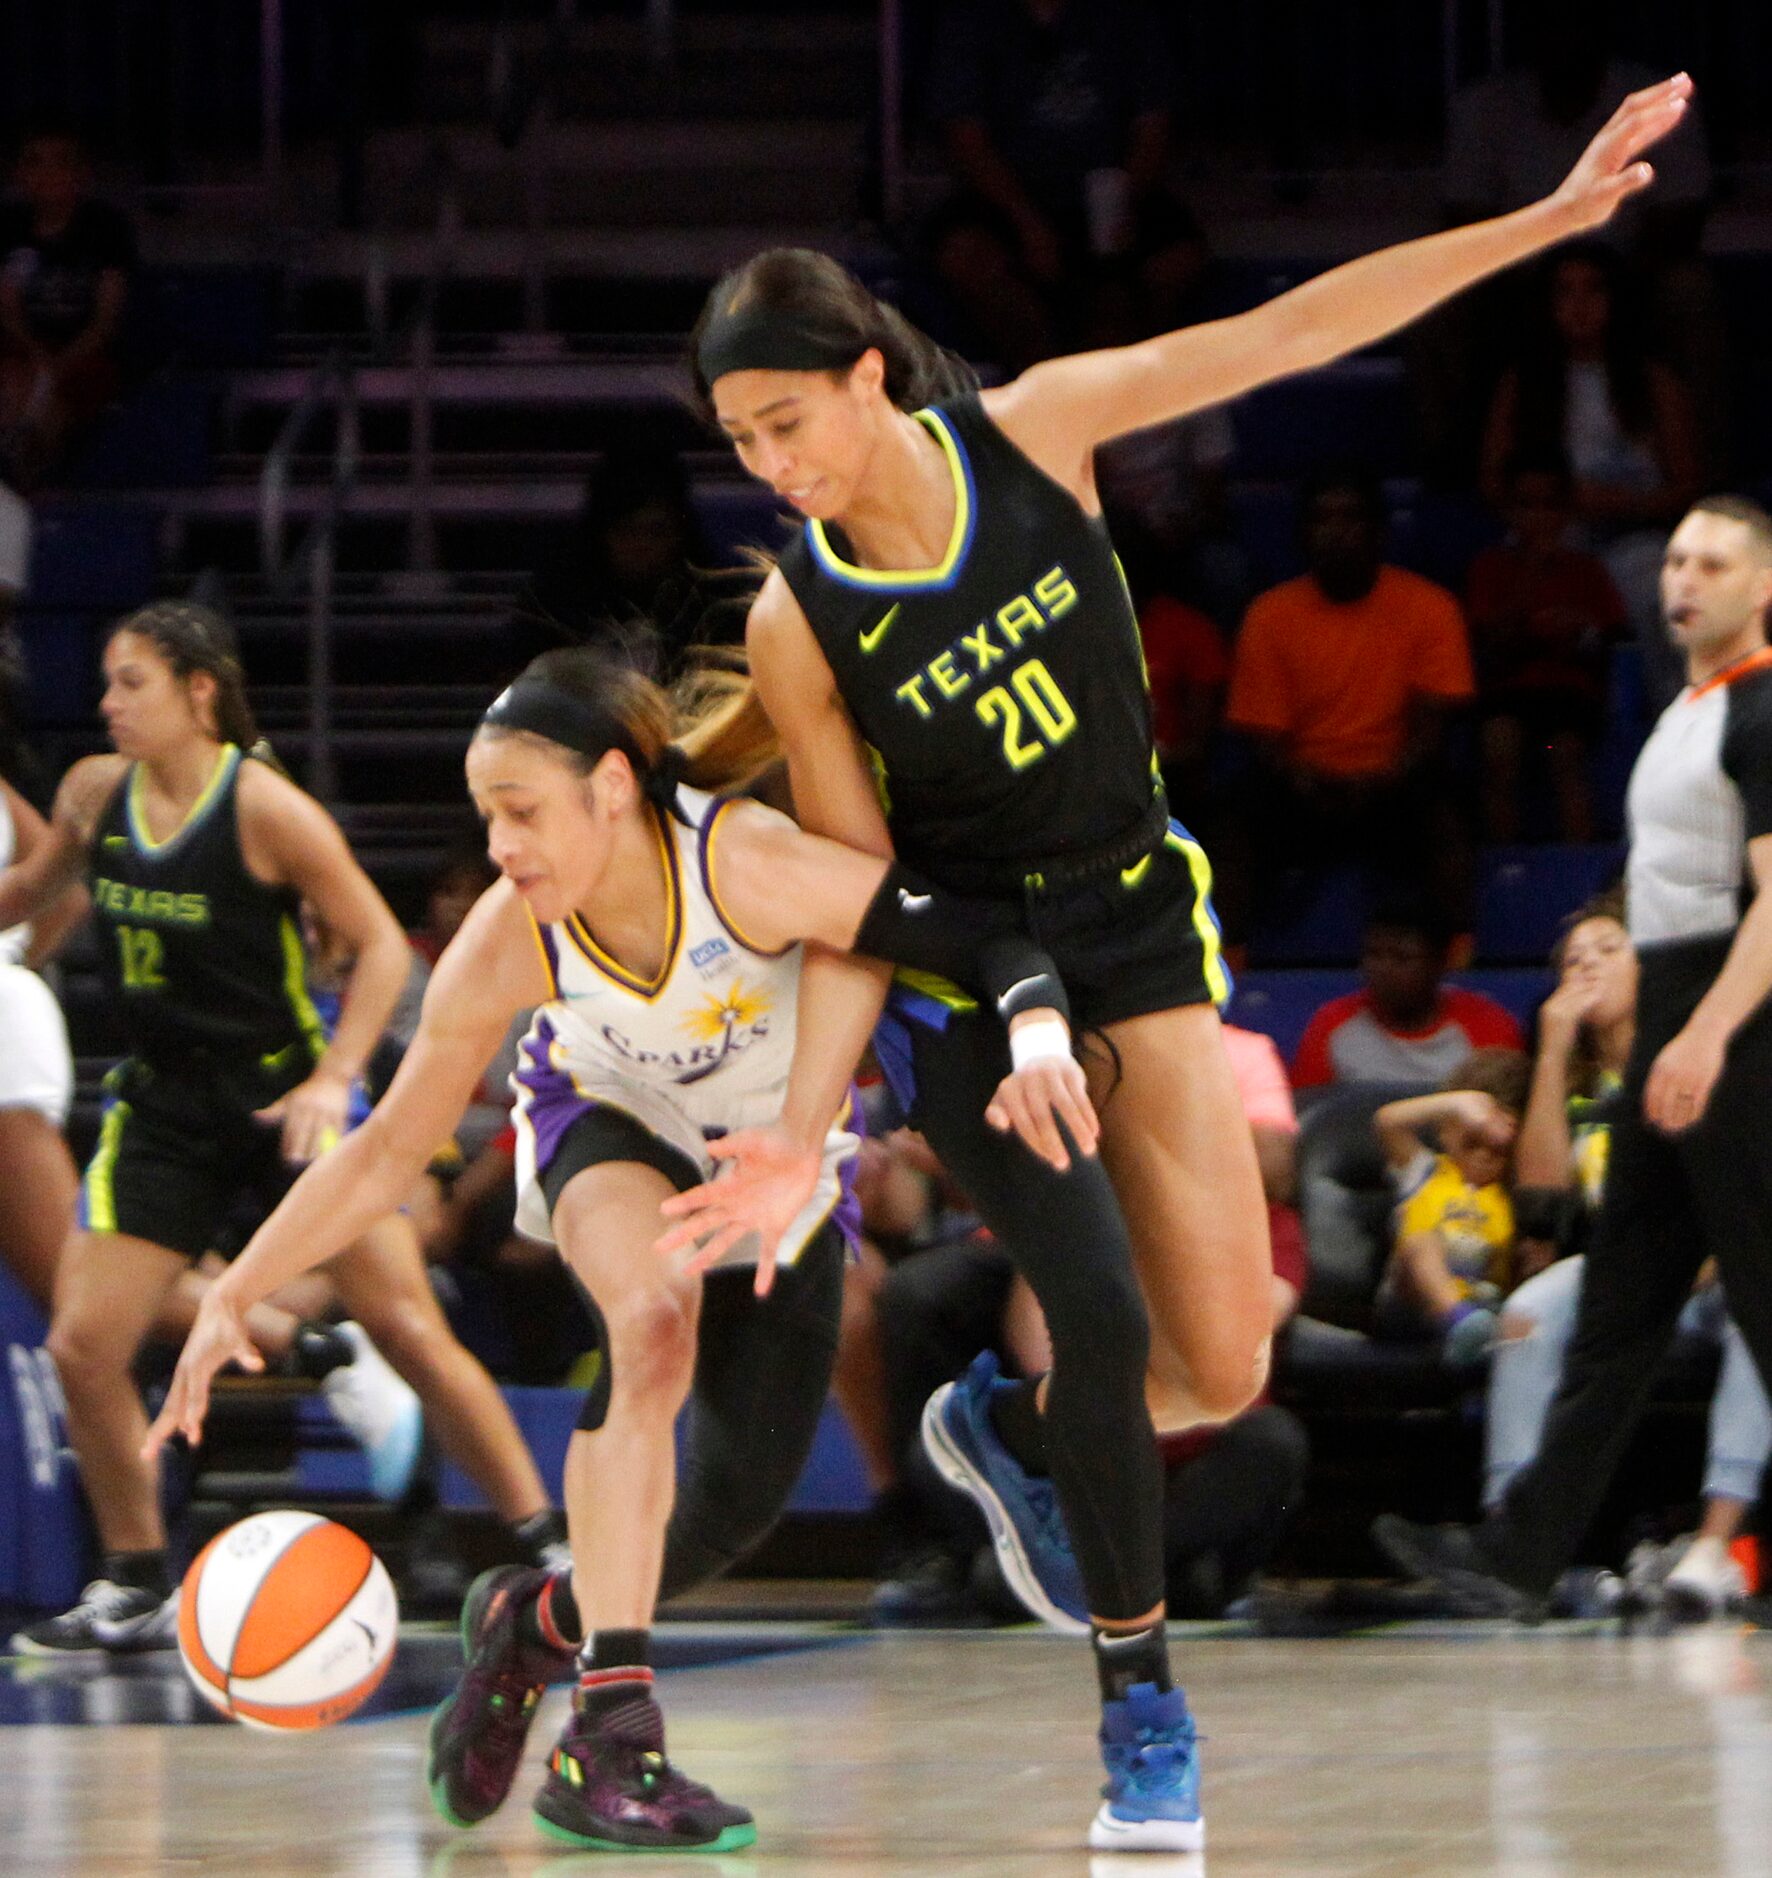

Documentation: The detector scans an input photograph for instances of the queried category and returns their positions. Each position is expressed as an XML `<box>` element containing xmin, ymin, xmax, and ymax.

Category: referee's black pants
<box><xmin>1482</xmin><ymin>934</ymin><xmax>1772</xmax><ymax>1595</ymax></box>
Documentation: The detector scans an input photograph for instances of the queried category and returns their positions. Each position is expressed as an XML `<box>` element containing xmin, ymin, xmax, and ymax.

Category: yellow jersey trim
<box><xmin>806</xmin><ymin>409</ymin><xmax>974</xmax><ymax>590</ymax></box>
<box><xmin>523</xmin><ymin>904</ymin><xmax>560</xmax><ymax>997</ymax></box>
<box><xmin>563</xmin><ymin>806</ymin><xmax>683</xmax><ymax>1001</ymax></box>
<box><xmin>278</xmin><ymin>915</ymin><xmax>329</xmax><ymax>1063</ymax></box>
<box><xmin>701</xmin><ymin>799</ymin><xmax>792</xmax><ymax>959</ymax></box>
<box><xmin>126</xmin><ymin>743</ymin><xmax>238</xmax><ymax>855</ymax></box>
<box><xmin>1165</xmin><ymin>830</ymin><xmax>1231</xmax><ymax>1008</ymax></box>
<box><xmin>83</xmin><ymin>1099</ymin><xmax>131</xmax><ymax>1233</ymax></box>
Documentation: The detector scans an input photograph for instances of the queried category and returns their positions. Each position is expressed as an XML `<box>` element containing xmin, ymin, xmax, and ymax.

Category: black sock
<box><xmin>518</xmin><ymin>1567</ymin><xmax>583</xmax><ymax>1651</ymax></box>
<box><xmin>1092</xmin><ymin>1621</ymin><xmax>1172</xmax><ymax>1704</ymax></box>
<box><xmin>288</xmin><ymin>1320</ymin><xmax>352</xmax><ymax>1380</ymax></box>
<box><xmin>576</xmin><ymin>1629</ymin><xmax>653</xmax><ymax>1713</ymax></box>
<box><xmin>105</xmin><ymin>1549</ymin><xmax>171</xmax><ymax>1598</ymax></box>
<box><xmin>989</xmin><ymin>1375</ymin><xmax>1051</xmax><ymax>1477</ymax></box>
<box><xmin>511</xmin><ymin>1506</ymin><xmax>568</xmax><ymax>1566</ymax></box>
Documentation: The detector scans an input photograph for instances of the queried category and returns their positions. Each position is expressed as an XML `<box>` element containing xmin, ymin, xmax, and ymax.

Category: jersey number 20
<box><xmin>975</xmin><ymin>659</ymin><xmax>1077</xmax><ymax>771</ymax></box>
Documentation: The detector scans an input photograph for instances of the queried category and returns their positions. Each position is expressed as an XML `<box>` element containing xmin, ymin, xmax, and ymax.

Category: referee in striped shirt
<box><xmin>1377</xmin><ymin>494</ymin><xmax>1772</xmax><ymax>1614</ymax></box>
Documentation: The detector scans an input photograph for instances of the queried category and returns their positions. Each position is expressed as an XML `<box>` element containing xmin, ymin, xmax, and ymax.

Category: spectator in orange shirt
<box><xmin>1466</xmin><ymin>456</ymin><xmax>1628</xmax><ymax>843</ymax></box>
<box><xmin>1121</xmin><ymin>526</ymin><xmax>1230</xmax><ymax>818</ymax></box>
<box><xmin>1222</xmin><ymin>468</ymin><xmax>1476</xmax><ymax>943</ymax></box>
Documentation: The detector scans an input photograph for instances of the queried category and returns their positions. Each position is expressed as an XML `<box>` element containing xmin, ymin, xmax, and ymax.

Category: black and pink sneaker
<box><xmin>532</xmin><ymin>1673</ymin><xmax>757</xmax><ymax>1853</ymax></box>
<box><xmin>427</xmin><ymin>1565</ymin><xmax>573</xmax><ymax>1828</ymax></box>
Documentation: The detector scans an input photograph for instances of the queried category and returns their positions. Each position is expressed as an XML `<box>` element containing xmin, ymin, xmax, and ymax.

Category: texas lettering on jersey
<box><xmin>891</xmin><ymin>563</ymin><xmax>1078</xmax><ymax>722</ymax></box>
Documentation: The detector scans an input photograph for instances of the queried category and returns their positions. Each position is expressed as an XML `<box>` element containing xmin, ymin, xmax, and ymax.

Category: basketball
<box><xmin>177</xmin><ymin>1511</ymin><xmax>398</xmax><ymax>1731</ymax></box>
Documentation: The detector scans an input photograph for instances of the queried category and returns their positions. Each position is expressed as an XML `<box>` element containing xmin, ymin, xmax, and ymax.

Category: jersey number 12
<box><xmin>117</xmin><ymin>924</ymin><xmax>165</xmax><ymax>990</ymax></box>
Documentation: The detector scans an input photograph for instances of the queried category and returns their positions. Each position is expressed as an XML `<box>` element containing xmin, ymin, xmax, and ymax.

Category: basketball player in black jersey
<box><xmin>659</xmin><ymin>76</ymin><xmax>1694</xmax><ymax>1850</ymax></box>
<box><xmin>0</xmin><ymin>604</ymin><xmax>565</xmax><ymax>1653</ymax></box>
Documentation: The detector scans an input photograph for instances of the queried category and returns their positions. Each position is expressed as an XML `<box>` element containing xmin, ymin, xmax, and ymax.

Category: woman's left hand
<box><xmin>255</xmin><ymin>1066</ymin><xmax>352</xmax><ymax>1166</ymax></box>
<box><xmin>1644</xmin><ymin>1021</ymin><xmax>1727</xmax><ymax>1133</ymax></box>
<box><xmin>1551</xmin><ymin>74</ymin><xmax>1693</xmax><ymax>234</ymax></box>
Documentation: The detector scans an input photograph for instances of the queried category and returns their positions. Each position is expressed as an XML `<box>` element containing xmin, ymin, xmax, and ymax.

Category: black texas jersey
<box><xmin>777</xmin><ymin>392</ymin><xmax>1159</xmax><ymax>893</ymax></box>
<box><xmin>89</xmin><ymin>744</ymin><xmax>326</xmax><ymax>1068</ymax></box>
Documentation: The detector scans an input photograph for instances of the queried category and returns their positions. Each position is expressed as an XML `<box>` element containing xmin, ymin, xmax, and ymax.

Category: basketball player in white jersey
<box><xmin>147</xmin><ymin>644</ymin><xmax>1088</xmax><ymax>1853</ymax></box>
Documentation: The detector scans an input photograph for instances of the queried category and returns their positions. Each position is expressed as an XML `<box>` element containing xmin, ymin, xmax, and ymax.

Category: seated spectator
<box><xmin>1436</xmin><ymin>0</ymin><xmax>1725</xmax><ymax>481</ymax></box>
<box><xmin>1465</xmin><ymin>456</ymin><xmax>1628</xmax><ymax>843</ymax></box>
<box><xmin>924</xmin><ymin>0</ymin><xmax>1204</xmax><ymax>373</ymax></box>
<box><xmin>1480</xmin><ymin>244</ymin><xmax>1700</xmax><ymax>714</ymax></box>
<box><xmin>1120</xmin><ymin>527</ymin><xmax>1229</xmax><ymax>815</ymax></box>
<box><xmin>1487</xmin><ymin>896</ymin><xmax>1770</xmax><ymax>1620</ymax></box>
<box><xmin>0</xmin><ymin>131</ymin><xmax>135</xmax><ymax>489</ymax></box>
<box><xmin>1223</xmin><ymin>469</ymin><xmax>1475</xmax><ymax>943</ymax></box>
<box><xmin>1374</xmin><ymin>1049</ymin><xmax>1532</xmax><ymax>1365</ymax></box>
<box><xmin>511</xmin><ymin>445</ymin><xmax>744</xmax><ymax>681</ymax></box>
<box><xmin>1291</xmin><ymin>900</ymin><xmax>1524</xmax><ymax>1091</ymax></box>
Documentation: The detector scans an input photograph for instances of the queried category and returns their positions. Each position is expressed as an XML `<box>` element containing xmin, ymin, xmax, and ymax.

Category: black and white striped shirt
<box><xmin>1626</xmin><ymin>651</ymin><xmax>1772</xmax><ymax>946</ymax></box>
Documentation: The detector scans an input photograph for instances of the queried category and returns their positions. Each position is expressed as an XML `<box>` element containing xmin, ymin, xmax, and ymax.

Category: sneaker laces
<box><xmin>70</xmin><ymin>1579</ymin><xmax>151</xmax><ymax>1622</ymax></box>
<box><xmin>1120</xmin><ymin>1717</ymin><xmax>1200</xmax><ymax>1798</ymax></box>
<box><xmin>566</xmin><ymin>1694</ymin><xmax>716</xmax><ymax>1803</ymax></box>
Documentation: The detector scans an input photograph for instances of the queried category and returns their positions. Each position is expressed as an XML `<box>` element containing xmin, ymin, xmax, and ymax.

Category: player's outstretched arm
<box><xmin>707</xmin><ymin>795</ymin><xmax>1099</xmax><ymax>1169</ymax></box>
<box><xmin>990</xmin><ymin>74</ymin><xmax>1694</xmax><ymax>470</ymax></box>
<box><xmin>142</xmin><ymin>884</ymin><xmax>541</xmax><ymax>1455</ymax></box>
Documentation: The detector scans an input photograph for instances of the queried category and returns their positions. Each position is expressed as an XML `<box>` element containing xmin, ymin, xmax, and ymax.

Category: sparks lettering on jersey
<box><xmin>894</xmin><ymin>563</ymin><xmax>1077</xmax><ymax>720</ymax></box>
<box><xmin>91</xmin><ymin>878</ymin><xmax>211</xmax><ymax>926</ymax></box>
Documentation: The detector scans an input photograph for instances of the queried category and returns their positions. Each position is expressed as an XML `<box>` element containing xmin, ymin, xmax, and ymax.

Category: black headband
<box><xmin>696</xmin><ymin>303</ymin><xmax>865</xmax><ymax>387</ymax></box>
<box><xmin>479</xmin><ymin>679</ymin><xmax>691</xmax><ymax>823</ymax></box>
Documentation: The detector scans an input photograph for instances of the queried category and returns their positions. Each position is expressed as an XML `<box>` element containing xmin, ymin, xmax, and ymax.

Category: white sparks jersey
<box><xmin>511</xmin><ymin>786</ymin><xmax>858</xmax><ymax>1265</ymax></box>
<box><xmin>0</xmin><ymin>788</ymin><xmax>28</xmax><ymax>967</ymax></box>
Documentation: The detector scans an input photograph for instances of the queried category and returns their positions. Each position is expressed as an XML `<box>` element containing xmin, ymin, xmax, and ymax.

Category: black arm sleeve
<box><xmin>853</xmin><ymin>861</ymin><xmax>1071</xmax><ymax>1028</ymax></box>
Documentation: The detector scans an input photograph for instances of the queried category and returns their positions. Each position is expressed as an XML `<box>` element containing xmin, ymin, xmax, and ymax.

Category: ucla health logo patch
<box><xmin>690</xmin><ymin>936</ymin><xmax>731</xmax><ymax>974</ymax></box>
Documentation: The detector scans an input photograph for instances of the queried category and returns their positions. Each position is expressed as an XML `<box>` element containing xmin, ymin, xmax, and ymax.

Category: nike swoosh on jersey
<box><xmin>897</xmin><ymin>888</ymin><xmax>932</xmax><ymax>912</ymax></box>
<box><xmin>859</xmin><ymin>604</ymin><xmax>901</xmax><ymax>653</ymax></box>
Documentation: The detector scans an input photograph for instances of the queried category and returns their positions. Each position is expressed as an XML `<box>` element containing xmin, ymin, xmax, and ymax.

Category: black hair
<box><xmin>109</xmin><ymin>601</ymin><xmax>261</xmax><ymax>752</ymax></box>
<box><xmin>690</xmin><ymin>247</ymin><xmax>979</xmax><ymax>420</ymax></box>
<box><xmin>1299</xmin><ymin>464</ymin><xmax>1386</xmax><ymax>526</ymax></box>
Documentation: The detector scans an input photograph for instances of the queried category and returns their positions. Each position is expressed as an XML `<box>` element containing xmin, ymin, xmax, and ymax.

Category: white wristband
<box><xmin>1009</xmin><ymin>1017</ymin><xmax>1072</xmax><ymax>1072</ymax></box>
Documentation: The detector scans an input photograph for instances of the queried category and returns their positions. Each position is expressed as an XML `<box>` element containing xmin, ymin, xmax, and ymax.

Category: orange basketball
<box><xmin>178</xmin><ymin>1510</ymin><xmax>398</xmax><ymax>1731</ymax></box>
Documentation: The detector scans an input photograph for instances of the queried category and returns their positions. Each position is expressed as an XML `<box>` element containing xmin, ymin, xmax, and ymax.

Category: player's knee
<box><xmin>45</xmin><ymin>1313</ymin><xmax>127</xmax><ymax>1399</ymax></box>
<box><xmin>1189</xmin><ymin>1334</ymin><xmax>1269</xmax><ymax>1423</ymax></box>
<box><xmin>352</xmin><ymin>1300</ymin><xmax>439</xmax><ymax>1380</ymax></box>
<box><xmin>1046</xmin><ymin>1262</ymin><xmax>1150</xmax><ymax>1379</ymax></box>
<box><xmin>605</xmin><ymin>1288</ymin><xmax>697</xmax><ymax>1401</ymax></box>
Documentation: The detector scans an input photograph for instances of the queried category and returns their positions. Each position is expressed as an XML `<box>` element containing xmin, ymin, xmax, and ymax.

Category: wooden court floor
<box><xmin>8</xmin><ymin>1623</ymin><xmax>1772</xmax><ymax>1876</ymax></box>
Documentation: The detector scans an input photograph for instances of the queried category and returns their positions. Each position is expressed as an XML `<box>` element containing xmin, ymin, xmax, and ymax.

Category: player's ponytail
<box><xmin>480</xmin><ymin>643</ymin><xmax>780</xmax><ymax>810</ymax></box>
<box><xmin>110</xmin><ymin>600</ymin><xmax>264</xmax><ymax>754</ymax></box>
<box><xmin>690</xmin><ymin>246</ymin><xmax>978</xmax><ymax>418</ymax></box>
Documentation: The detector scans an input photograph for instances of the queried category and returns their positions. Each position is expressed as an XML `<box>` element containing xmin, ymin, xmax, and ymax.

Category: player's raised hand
<box><xmin>142</xmin><ymin>1288</ymin><xmax>263</xmax><ymax>1459</ymax></box>
<box><xmin>655</xmin><ymin>1122</ymin><xmax>822</xmax><ymax>1297</ymax></box>
<box><xmin>1551</xmin><ymin>73</ymin><xmax>1693</xmax><ymax>233</ymax></box>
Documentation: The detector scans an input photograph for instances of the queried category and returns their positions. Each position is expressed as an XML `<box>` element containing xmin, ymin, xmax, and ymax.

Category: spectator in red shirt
<box><xmin>1293</xmin><ymin>900</ymin><xmax>1525</xmax><ymax>1090</ymax></box>
<box><xmin>1135</xmin><ymin>569</ymin><xmax>1229</xmax><ymax>818</ymax></box>
<box><xmin>1467</xmin><ymin>456</ymin><xmax>1629</xmax><ymax>843</ymax></box>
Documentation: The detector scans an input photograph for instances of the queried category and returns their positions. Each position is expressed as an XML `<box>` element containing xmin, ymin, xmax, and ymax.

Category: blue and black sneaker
<box><xmin>1088</xmin><ymin>1681</ymin><xmax>1205</xmax><ymax>1852</ymax></box>
<box><xmin>920</xmin><ymin>1351</ymin><xmax>1088</xmax><ymax>1634</ymax></box>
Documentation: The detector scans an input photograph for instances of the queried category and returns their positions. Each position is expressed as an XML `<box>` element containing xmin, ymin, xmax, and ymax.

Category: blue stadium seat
<box><xmin>1227</xmin><ymin>968</ymin><xmax>1358</xmax><ymax>1064</ymax></box>
<box><xmin>1475</xmin><ymin>844</ymin><xmax>1626</xmax><ymax>964</ymax></box>
<box><xmin>1447</xmin><ymin>967</ymin><xmax>1552</xmax><ymax>1033</ymax></box>
<box><xmin>1248</xmin><ymin>866</ymin><xmax>1369</xmax><ymax>965</ymax></box>
<box><xmin>135</xmin><ymin>266</ymin><xmax>277</xmax><ymax>368</ymax></box>
<box><xmin>1229</xmin><ymin>359</ymin><xmax>1412</xmax><ymax>481</ymax></box>
<box><xmin>24</xmin><ymin>501</ymin><xmax>159</xmax><ymax>608</ymax></box>
<box><xmin>70</xmin><ymin>375</ymin><xmax>216</xmax><ymax>490</ymax></box>
<box><xmin>694</xmin><ymin>483</ymin><xmax>795</xmax><ymax>562</ymax></box>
